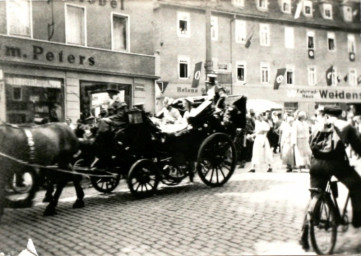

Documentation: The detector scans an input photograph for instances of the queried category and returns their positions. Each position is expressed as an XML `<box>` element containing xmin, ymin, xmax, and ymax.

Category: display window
<box><xmin>5</xmin><ymin>75</ymin><xmax>64</xmax><ymax>124</ymax></box>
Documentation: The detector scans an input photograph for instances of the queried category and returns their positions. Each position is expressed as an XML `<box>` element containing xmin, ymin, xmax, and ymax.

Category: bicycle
<box><xmin>301</xmin><ymin>177</ymin><xmax>351</xmax><ymax>255</ymax></box>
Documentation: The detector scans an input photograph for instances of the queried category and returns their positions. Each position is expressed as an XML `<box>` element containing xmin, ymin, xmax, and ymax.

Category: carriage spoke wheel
<box><xmin>5</xmin><ymin>167</ymin><xmax>39</xmax><ymax>208</ymax></box>
<box><xmin>197</xmin><ymin>133</ymin><xmax>236</xmax><ymax>187</ymax></box>
<box><xmin>309</xmin><ymin>196</ymin><xmax>337</xmax><ymax>255</ymax></box>
<box><xmin>162</xmin><ymin>165</ymin><xmax>188</xmax><ymax>186</ymax></box>
<box><xmin>90</xmin><ymin>176</ymin><xmax>120</xmax><ymax>193</ymax></box>
<box><xmin>127</xmin><ymin>159</ymin><xmax>159</xmax><ymax>198</ymax></box>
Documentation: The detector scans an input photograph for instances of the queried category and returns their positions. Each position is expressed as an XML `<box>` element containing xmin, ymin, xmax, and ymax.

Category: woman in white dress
<box><xmin>291</xmin><ymin>111</ymin><xmax>312</xmax><ymax>169</ymax></box>
<box><xmin>249</xmin><ymin>113</ymin><xmax>273</xmax><ymax>173</ymax></box>
<box><xmin>279</xmin><ymin>115</ymin><xmax>295</xmax><ymax>172</ymax></box>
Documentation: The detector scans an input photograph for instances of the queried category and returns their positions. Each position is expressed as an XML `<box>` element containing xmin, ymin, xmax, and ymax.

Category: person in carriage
<box><xmin>205</xmin><ymin>73</ymin><xmax>228</xmax><ymax>114</ymax></box>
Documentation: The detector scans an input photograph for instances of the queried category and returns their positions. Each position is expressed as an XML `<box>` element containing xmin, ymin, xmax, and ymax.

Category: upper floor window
<box><xmin>235</xmin><ymin>20</ymin><xmax>246</xmax><ymax>44</ymax></box>
<box><xmin>112</xmin><ymin>13</ymin><xmax>129</xmax><ymax>52</ymax></box>
<box><xmin>211</xmin><ymin>16</ymin><xmax>218</xmax><ymax>41</ymax></box>
<box><xmin>178</xmin><ymin>56</ymin><xmax>189</xmax><ymax>79</ymax></box>
<box><xmin>7</xmin><ymin>0</ymin><xmax>32</xmax><ymax>37</ymax></box>
<box><xmin>257</xmin><ymin>0</ymin><xmax>268</xmax><ymax>11</ymax></box>
<box><xmin>66</xmin><ymin>4</ymin><xmax>86</xmax><ymax>46</ymax></box>
<box><xmin>236</xmin><ymin>61</ymin><xmax>246</xmax><ymax>82</ymax></box>
<box><xmin>307</xmin><ymin>66</ymin><xmax>316</xmax><ymax>86</ymax></box>
<box><xmin>177</xmin><ymin>12</ymin><xmax>190</xmax><ymax>37</ymax></box>
<box><xmin>281</xmin><ymin>0</ymin><xmax>291</xmax><ymax>14</ymax></box>
<box><xmin>232</xmin><ymin>0</ymin><xmax>244</xmax><ymax>8</ymax></box>
<box><xmin>260</xmin><ymin>62</ymin><xmax>270</xmax><ymax>84</ymax></box>
<box><xmin>286</xmin><ymin>65</ymin><xmax>294</xmax><ymax>85</ymax></box>
<box><xmin>342</xmin><ymin>6</ymin><xmax>353</xmax><ymax>22</ymax></box>
<box><xmin>322</xmin><ymin>3</ymin><xmax>333</xmax><ymax>20</ymax></box>
<box><xmin>307</xmin><ymin>31</ymin><xmax>315</xmax><ymax>50</ymax></box>
<box><xmin>284</xmin><ymin>27</ymin><xmax>294</xmax><ymax>49</ymax></box>
<box><xmin>259</xmin><ymin>24</ymin><xmax>270</xmax><ymax>46</ymax></box>
<box><xmin>327</xmin><ymin>32</ymin><xmax>336</xmax><ymax>52</ymax></box>
<box><xmin>347</xmin><ymin>34</ymin><xmax>356</xmax><ymax>53</ymax></box>
<box><xmin>303</xmin><ymin>0</ymin><xmax>313</xmax><ymax>17</ymax></box>
<box><xmin>348</xmin><ymin>69</ymin><xmax>357</xmax><ymax>86</ymax></box>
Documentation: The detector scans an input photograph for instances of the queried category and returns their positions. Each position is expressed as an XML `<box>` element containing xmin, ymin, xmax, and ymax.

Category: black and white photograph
<box><xmin>0</xmin><ymin>0</ymin><xmax>361</xmax><ymax>255</ymax></box>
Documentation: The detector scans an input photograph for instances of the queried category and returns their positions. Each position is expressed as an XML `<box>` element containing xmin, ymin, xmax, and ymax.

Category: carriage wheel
<box><xmin>5</xmin><ymin>167</ymin><xmax>39</xmax><ymax>208</ymax></box>
<box><xmin>162</xmin><ymin>165</ymin><xmax>188</xmax><ymax>186</ymax></box>
<box><xmin>90</xmin><ymin>175</ymin><xmax>120</xmax><ymax>193</ymax></box>
<box><xmin>127</xmin><ymin>159</ymin><xmax>160</xmax><ymax>198</ymax></box>
<box><xmin>196</xmin><ymin>133</ymin><xmax>236</xmax><ymax>187</ymax></box>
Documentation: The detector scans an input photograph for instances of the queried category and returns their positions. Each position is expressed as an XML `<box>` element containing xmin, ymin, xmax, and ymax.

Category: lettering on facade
<box><xmin>292</xmin><ymin>88</ymin><xmax>361</xmax><ymax>100</ymax></box>
<box><xmin>68</xmin><ymin>0</ymin><xmax>121</xmax><ymax>9</ymax></box>
<box><xmin>177</xmin><ymin>87</ymin><xmax>199</xmax><ymax>93</ymax></box>
<box><xmin>2</xmin><ymin>45</ymin><xmax>95</xmax><ymax>66</ymax></box>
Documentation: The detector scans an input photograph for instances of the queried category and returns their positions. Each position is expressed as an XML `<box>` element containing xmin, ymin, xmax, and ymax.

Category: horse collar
<box><xmin>24</xmin><ymin>129</ymin><xmax>36</xmax><ymax>162</ymax></box>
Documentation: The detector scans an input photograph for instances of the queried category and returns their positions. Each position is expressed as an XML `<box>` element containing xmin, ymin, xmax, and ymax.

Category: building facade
<box><xmin>0</xmin><ymin>0</ymin><xmax>157</xmax><ymax>124</ymax></box>
<box><xmin>153</xmin><ymin>0</ymin><xmax>361</xmax><ymax>114</ymax></box>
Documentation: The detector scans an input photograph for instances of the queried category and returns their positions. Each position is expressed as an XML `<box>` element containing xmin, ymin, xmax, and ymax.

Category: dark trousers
<box><xmin>310</xmin><ymin>157</ymin><xmax>361</xmax><ymax>223</ymax></box>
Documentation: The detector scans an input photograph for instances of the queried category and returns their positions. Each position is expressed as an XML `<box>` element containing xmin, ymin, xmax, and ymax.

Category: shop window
<box><xmin>235</xmin><ymin>20</ymin><xmax>246</xmax><ymax>44</ymax></box>
<box><xmin>327</xmin><ymin>32</ymin><xmax>336</xmax><ymax>52</ymax></box>
<box><xmin>307</xmin><ymin>66</ymin><xmax>316</xmax><ymax>86</ymax></box>
<box><xmin>232</xmin><ymin>0</ymin><xmax>244</xmax><ymax>8</ymax></box>
<box><xmin>281</xmin><ymin>0</ymin><xmax>291</xmax><ymax>14</ymax></box>
<box><xmin>284</xmin><ymin>102</ymin><xmax>298</xmax><ymax>112</ymax></box>
<box><xmin>260</xmin><ymin>62</ymin><xmax>270</xmax><ymax>84</ymax></box>
<box><xmin>259</xmin><ymin>24</ymin><xmax>270</xmax><ymax>46</ymax></box>
<box><xmin>112</xmin><ymin>14</ymin><xmax>129</xmax><ymax>51</ymax></box>
<box><xmin>236</xmin><ymin>62</ymin><xmax>246</xmax><ymax>83</ymax></box>
<box><xmin>178</xmin><ymin>56</ymin><xmax>189</xmax><ymax>79</ymax></box>
<box><xmin>257</xmin><ymin>0</ymin><xmax>268</xmax><ymax>11</ymax></box>
<box><xmin>322</xmin><ymin>3</ymin><xmax>333</xmax><ymax>20</ymax></box>
<box><xmin>303</xmin><ymin>1</ymin><xmax>313</xmax><ymax>17</ymax></box>
<box><xmin>66</xmin><ymin>4</ymin><xmax>86</xmax><ymax>46</ymax></box>
<box><xmin>284</xmin><ymin>27</ymin><xmax>294</xmax><ymax>49</ymax></box>
<box><xmin>7</xmin><ymin>0</ymin><xmax>32</xmax><ymax>37</ymax></box>
<box><xmin>342</xmin><ymin>6</ymin><xmax>353</xmax><ymax>22</ymax></box>
<box><xmin>349</xmin><ymin>69</ymin><xmax>357</xmax><ymax>86</ymax></box>
<box><xmin>177</xmin><ymin>12</ymin><xmax>190</xmax><ymax>37</ymax></box>
<box><xmin>211</xmin><ymin>16</ymin><xmax>218</xmax><ymax>41</ymax></box>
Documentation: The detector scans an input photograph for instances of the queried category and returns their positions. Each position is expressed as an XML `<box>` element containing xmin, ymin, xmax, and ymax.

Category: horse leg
<box><xmin>43</xmin><ymin>181</ymin><xmax>65</xmax><ymax>216</ymax></box>
<box><xmin>72</xmin><ymin>176</ymin><xmax>85</xmax><ymax>209</ymax></box>
<box><xmin>43</xmin><ymin>183</ymin><xmax>54</xmax><ymax>203</ymax></box>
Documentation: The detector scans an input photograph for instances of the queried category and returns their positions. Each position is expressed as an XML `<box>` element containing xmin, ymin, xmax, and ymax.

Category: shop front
<box><xmin>0</xmin><ymin>36</ymin><xmax>157</xmax><ymax>124</ymax></box>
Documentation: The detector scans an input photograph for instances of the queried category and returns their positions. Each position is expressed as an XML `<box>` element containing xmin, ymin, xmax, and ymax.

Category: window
<box><xmin>257</xmin><ymin>0</ymin><xmax>268</xmax><ymax>11</ymax></box>
<box><xmin>235</xmin><ymin>20</ymin><xmax>247</xmax><ymax>44</ymax></box>
<box><xmin>322</xmin><ymin>3</ymin><xmax>333</xmax><ymax>19</ymax></box>
<box><xmin>236</xmin><ymin>62</ymin><xmax>246</xmax><ymax>82</ymax></box>
<box><xmin>327</xmin><ymin>32</ymin><xmax>336</xmax><ymax>52</ymax></box>
<box><xmin>12</xmin><ymin>87</ymin><xmax>22</xmax><ymax>101</ymax></box>
<box><xmin>178</xmin><ymin>56</ymin><xmax>189</xmax><ymax>79</ymax></box>
<box><xmin>284</xmin><ymin>27</ymin><xmax>294</xmax><ymax>49</ymax></box>
<box><xmin>7</xmin><ymin>0</ymin><xmax>32</xmax><ymax>37</ymax></box>
<box><xmin>349</xmin><ymin>69</ymin><xmax>357</xmax><ymax>86</ymax></box>
<box><xmin>342</xmin><ymin>6</ymin><xmax>353</xmax><ymax>22</ymax></box>
<box><xmin>303</xmin><ymin>1</ymin><xmax>313</xmax><ymax>17</ymax></box>
<box><xmin>308</xmin><ymin>66</ymin><xmax>316</xmax><ymax>86</ymax></box>
<box><xmin>286</xmin><ymin>66</ymin><xmax>294</xmax><ymax>85</ymax></box>
<box><xmin>307</xmin><ymin>31</ymin><xmax>315</xmax><ymax>49</ymax></box>
<box><xmin>347</xmin><ymin>34</ymin><xmax>356</xmax><ymax>53</ymax></box>
<box><xmin>281</xmin><ymin>0</ymin><xmax>291</xmax><ymax>14</ymax></box>
<box><xmin>211</xmin><ymin>16</ymin><xmax>218</xmax><ymax>41</ymax></box>
<box><xmin>177</xmin><ymin>12</ymin><xmax>190</xmax><ymax>37</ymax></box>
<box><xmin>232</xmin><ymin>0</ymin><xmax>244</xmax><ymax>8</ymax></box>
<box><xmin>329</xmin><ymin>67</ymin><xmax>337</xmax><ymax>86</ymax></box>
<box><xmin>260</xmin><ymin>63</ymin><xmax>270</xmax><ymax>84</ymax></box>
<box><xmin>112</xmin><ymin>13</ymin><xmax>129</xmax><ymax>51</ymax></box>
<box><xmin>259</xmin><ymin>24</ymin><xmax>270</xmax><ymax>46</ymax></box>
<box><xmin>66</xmin><ymin>4</ymin><xmax>86</xmax><ymax>46</ymax></box>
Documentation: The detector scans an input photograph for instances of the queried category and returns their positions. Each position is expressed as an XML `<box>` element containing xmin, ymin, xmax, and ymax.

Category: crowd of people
<box><xmin>237</xmin><ymin>105</ymin><xmax>361</xmax><ymax>174</ymax></box>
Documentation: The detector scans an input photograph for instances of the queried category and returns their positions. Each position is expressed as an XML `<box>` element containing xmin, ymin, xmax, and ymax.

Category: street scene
<box><xmin>1</xmin><ymin>0</ymin><xmax>361</xmax><ymax>255</ymax></box>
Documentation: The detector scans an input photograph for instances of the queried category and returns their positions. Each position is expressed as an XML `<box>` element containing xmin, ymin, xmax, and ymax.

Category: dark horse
<box><xmin>0</xmin><ymin>122</ymin><xmax>85</xmax><ymax>220</ymax></box>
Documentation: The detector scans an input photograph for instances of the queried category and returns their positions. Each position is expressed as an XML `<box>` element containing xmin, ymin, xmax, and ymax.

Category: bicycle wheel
<box><xmin>309</xmin><ymin>196</ymin><xmax>337</xmax><ymax>255</ymax></box>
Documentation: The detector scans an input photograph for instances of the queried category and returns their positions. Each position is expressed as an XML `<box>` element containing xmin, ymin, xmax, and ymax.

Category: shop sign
<box><xmin>287</xmin><ymin>88</ymin><xmax>361</xmax><ymax>101</ymax></box>
<box><xmin>6</xmin><ymin>77</ymin><xmax>62</xmax><ymax>89</ymax></box>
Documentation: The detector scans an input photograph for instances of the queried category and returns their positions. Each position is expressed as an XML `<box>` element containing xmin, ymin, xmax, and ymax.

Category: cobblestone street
<box><xmin>0</xmin><ymin>155</ymin><xmax>360</xmax><ymax>255</ymax></box>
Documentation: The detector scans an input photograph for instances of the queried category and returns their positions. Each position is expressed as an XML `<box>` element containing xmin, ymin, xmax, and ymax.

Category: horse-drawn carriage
<box><xmin>75</xmin><ymin>95</ymin><xmax>247</xmax><ymax>197</ymax></box>
<box><xmin>1</xmin><ymin>95</ymin><xmax>246</xmax><ymax>218</ymax></box>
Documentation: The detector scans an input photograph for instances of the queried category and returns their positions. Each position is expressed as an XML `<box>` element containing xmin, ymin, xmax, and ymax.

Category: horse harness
<box><xmin>23</xmin><ymin>129</ymin><xmax>36</xmax><ymax>163</ymax></box>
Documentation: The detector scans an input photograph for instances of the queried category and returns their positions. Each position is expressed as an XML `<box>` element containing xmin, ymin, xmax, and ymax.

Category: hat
<box><xmin>106</xmin><ymin>89</ymin><xmax>120</xmax><ymax>94</ymax></box>
<box><xmin>324</xmin><ymin>106</ymin><xmax>342</xmax><ymax>117</ymax></box>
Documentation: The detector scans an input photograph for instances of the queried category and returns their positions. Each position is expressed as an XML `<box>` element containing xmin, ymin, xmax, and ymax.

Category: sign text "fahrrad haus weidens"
<box><xmin>294</xmin><ymin>89</ymin><xmax>361</xmax><ymax>100</ymax></box>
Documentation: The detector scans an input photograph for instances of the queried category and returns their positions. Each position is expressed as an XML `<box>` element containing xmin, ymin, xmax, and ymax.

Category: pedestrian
<box><xmin>279</xmin><ymin>115</ymin><xmax>295</xmax><ymax>172</ymax></box>
<box><xmin>292</xmin><ymin>111</ymin><xmax>312</xmax><ymax>169</ymax></box>
<box><xmin>249</xmin><ymin>112</ymin><xmax>273</xmax><ymax>173</ymax></box>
